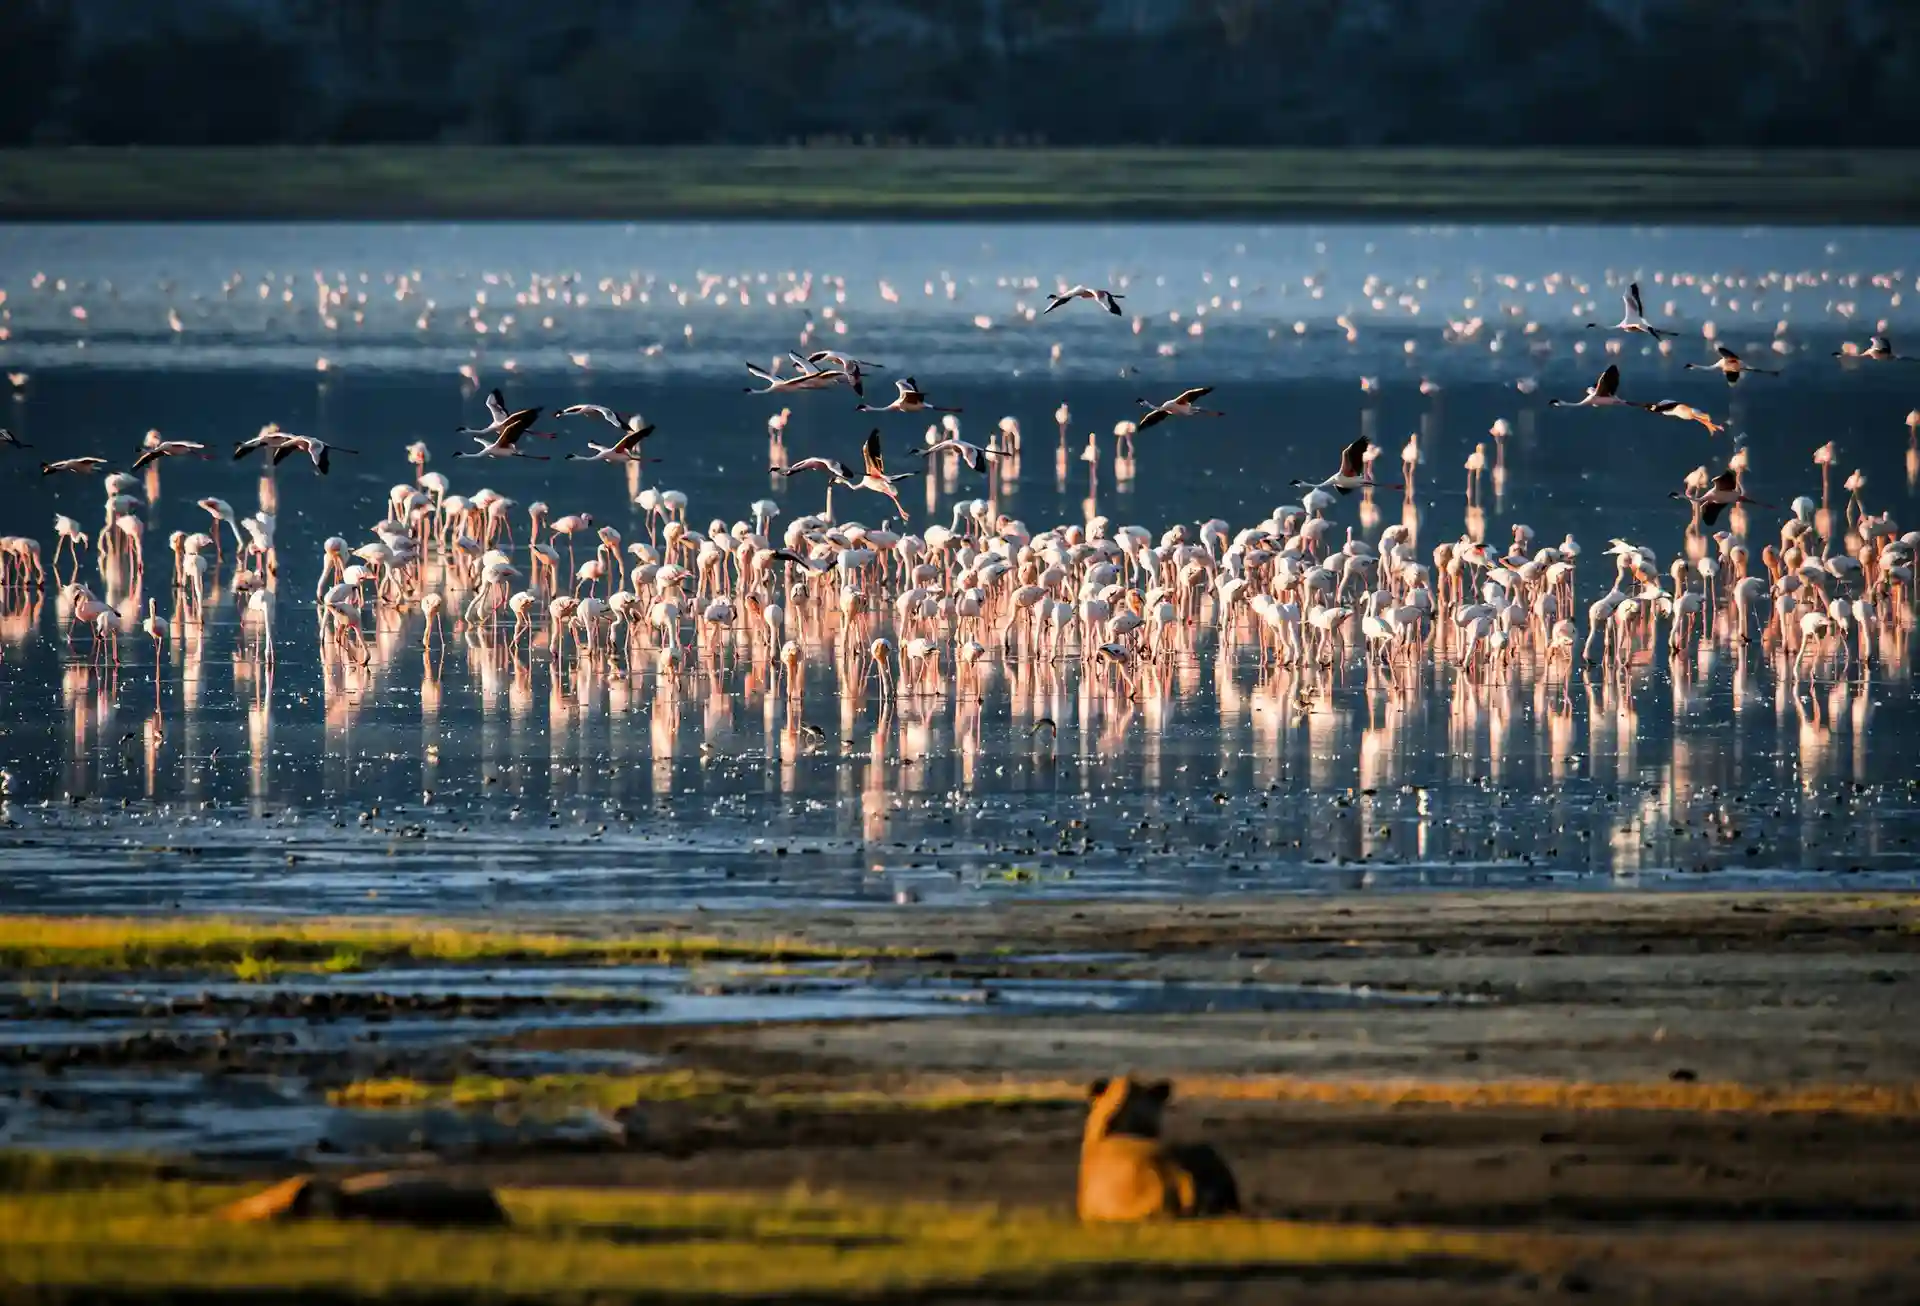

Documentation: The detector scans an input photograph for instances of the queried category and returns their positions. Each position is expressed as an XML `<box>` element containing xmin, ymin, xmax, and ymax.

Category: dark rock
<box><xmin>220</xmin><ymin>1173</ymin><xmax>507</xmax><ymax>1227</ymax></box>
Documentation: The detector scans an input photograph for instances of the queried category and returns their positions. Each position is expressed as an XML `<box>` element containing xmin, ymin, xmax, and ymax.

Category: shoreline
<box><xmin>2</xmin><ymin>146</ymin><xmax>1918</xmax><ymax>224</ymax></box>
<box><xmin>2</xmin><ymin>889</ymin><xmax>1916</xmax><ymax>1301</ymax></box>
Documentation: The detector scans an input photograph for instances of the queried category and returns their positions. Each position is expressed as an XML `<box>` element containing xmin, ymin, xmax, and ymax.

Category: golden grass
<box><xmin>1183</xmin><ymin>1075</ymin><xmax>1920</xmax><ymax>1116</ymax></box>
<box><xmin>891</xmin><ymin>1075</ymin><xmax>1920</xmax><ymax>1118</ymax></box>
<box><xmin>324</xmin><ymin>1067</ymin><xmax>1920</xmax><ymax>1121</ymax></box>
<box><xmin>328</xmin><ymin>1072</ymin><xmax>1053</xmax><ymax>1116</ymax></box>
<box><xmin>0</xmin><ymin>915</ymin><xmax>892</xmax><ymax>975</ymax></box>
<box><xmin>330</xmin><ymin>1070</ymin><xmax>739</xmax><ymax>1112</ymax></box>
<box><xmin>0</xmin><ymin>1172</ymin><xmax>1510</xmax><ymax>1302</ymax></box>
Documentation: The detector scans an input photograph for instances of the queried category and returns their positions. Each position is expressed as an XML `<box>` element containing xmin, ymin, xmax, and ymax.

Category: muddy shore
<box><xmin>5</xmin><ymin>891</ymin><xmax>1918</xmax><ymax>1302</ymax></box>
<box><xmin>469</xmin><ymin>892</ymin><xmax>1920</xmax><ymax>1301</ymax></box>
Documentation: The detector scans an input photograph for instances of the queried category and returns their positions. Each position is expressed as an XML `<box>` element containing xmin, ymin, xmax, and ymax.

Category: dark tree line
<box><xmin>3</xmin><ymin>0</ymin><xmax>1916</xmax><ymax>148</ymax></box>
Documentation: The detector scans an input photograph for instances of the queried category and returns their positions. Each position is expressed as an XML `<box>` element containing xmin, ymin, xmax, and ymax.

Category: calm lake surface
<box><xmin>2</xmin><ymin>221</ymin><xmax>1918</xmax><ymax>914</ymax></box>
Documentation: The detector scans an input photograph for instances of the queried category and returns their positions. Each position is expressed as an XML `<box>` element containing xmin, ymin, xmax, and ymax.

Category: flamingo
<box><xmin>197</xmin><ymin>498</ymin><xmax>245</xmax><ymax>556</ymax></box>
<box><xmin>1638</xmin><ymin>400</ymin><xmax>1725</xmax><ymax>436</ymax></box>
<box><xmin>140</xmin><ymin>599</ymin><xmax>168</xmax><ymax>660</ymax></box>
<box><xmin>1586</xmin><ymin>282</ymin><xmax>1671</xmax><ymax>340</ymax></box>
<box><xmin>1136</xmin><ymin>386</ymin><xmax>1223</xmax><ymax>428</ymax></box>
<box><xmin>1685</xmin><ymin>343</ymin><xmax>1779</xmax><ymax>385</ymax></box>
<box><xmin>1044</xmin><ymin>285</ymin><xmax>1124</xmax><ymax>315</ymax></box>
<box><xmin>1549</xmin><ymin>364</ymin><xmax>1634</xmax><ymax>409</ymax></box>
<box><xmin>857</xmin><ymin>377</ymin><xmax>962</xmax><ymax>415</ymax></box>
<box><xmin>132</xmin><ymin>439</ymin><xmax>209</xmax><ymax>469</ymax></box>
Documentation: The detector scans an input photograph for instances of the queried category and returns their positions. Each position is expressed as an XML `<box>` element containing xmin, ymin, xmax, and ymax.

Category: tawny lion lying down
<box><xmin>1077</xmin><ymin>1075</ymin><xmax>1240</xmax><ymax>1221</ymax></box>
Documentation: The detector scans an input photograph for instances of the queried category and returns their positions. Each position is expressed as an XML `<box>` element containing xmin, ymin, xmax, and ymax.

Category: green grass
<box><xmin>0</xmin><ymin>146</ymin><xmax>1915</xmax><ymax>221</ymax></box>
<box><xmin>0</xmin><ymin>1166</ymin><xmax>1512</xmax><ymax>1303</ymax></box>
<box><xmin>0</xmin><ymin>915</ymin><xmax>897</xmax><ymax>975</ymax></box>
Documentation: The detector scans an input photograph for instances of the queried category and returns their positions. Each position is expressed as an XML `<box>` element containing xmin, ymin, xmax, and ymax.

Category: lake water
<box><xmin>2</xmin><ymin>221</ymin><xmax>1918</xmax><ymax>915</ymax></box>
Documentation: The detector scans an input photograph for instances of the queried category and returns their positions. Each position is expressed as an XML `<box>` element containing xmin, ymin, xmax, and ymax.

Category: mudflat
<box><xmin>5</xmin><ymin>892</ymin><xmax>1917</xmax><ymax>1303</ymax></box>
<box><xmin>479</xmin><ymin>892</ymin><xmax>1920</xmax><ymax>1302</ymax></box>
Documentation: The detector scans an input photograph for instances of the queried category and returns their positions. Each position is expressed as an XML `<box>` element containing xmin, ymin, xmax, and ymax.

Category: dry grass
<box><xmin>924</xmin><ymin>1074</ymin><xmax>1920</xmax><ymax>1118</ymax></box>
<box><xmin>0</xmin><ymin>1168</ymin><xmax>1513</xmax><ymax>1303</ymax></box>
<box><xmin>328</xmin><ymin>1070</ymin><xmax>1077</xmax><ymax>1117</ymax></box>
<box><xmin>1183</xmin><ymin>1075</ymin><xmax>1920</xmax><ymax>1116</ymax></box>
<box><xmin>325</xmin><ymin>1067</ymin><xmax>1920</xmax><ymax>1121</ymax></box>
<box><xmin>329</xmin><ymin>1070</ymin><xmax>740</xmax><ymax>1112</ymax></box>
<box><xmin>798</xmin><ymin>1073</ymin><xmax>1920</xmax><ymax>1119</ymax></box>
<box><xmin>0</xmin><ymin>915</ymin><xmax>895</xmax><ymax>975</ymax></box>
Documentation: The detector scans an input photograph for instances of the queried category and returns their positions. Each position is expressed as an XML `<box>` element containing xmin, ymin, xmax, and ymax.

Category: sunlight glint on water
<box><xmin>1</xmin><ymin>221</ymin><xmax>1918</xmax><ymax>913</ymax></box>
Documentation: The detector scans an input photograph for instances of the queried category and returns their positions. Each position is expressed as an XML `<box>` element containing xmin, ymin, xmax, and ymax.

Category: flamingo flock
<box><xmin>0</xmin><ymin>391</ymin><xmax>1911</xmax><ymax>717</ymax></box>
<box><xmin>0</xmin><ymin>260</ymin><xmax>1915</xmax><ymax>795</ymax></box>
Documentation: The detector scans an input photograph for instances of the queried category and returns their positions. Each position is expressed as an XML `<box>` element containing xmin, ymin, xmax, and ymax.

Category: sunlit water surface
<box><xmin>2</xmin><ymin>221</ymin><xmax>1919</xmax><ymax>914</ymax></box>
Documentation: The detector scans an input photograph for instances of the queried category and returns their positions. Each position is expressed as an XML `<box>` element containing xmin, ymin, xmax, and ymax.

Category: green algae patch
<box><xmin>0</xmin><ymin>915</ymin><xmax>895</xmax><ymax>975</ymax></box>
<box><xmin>0</xmin><ymin>1166</ymin><xmax>1515</xmax><ymax>1303</ymax></box>
<box><xmin>330</xmin><ymin>1070</ymin><xmax>742</xmax><ymax>1113</ymax></box>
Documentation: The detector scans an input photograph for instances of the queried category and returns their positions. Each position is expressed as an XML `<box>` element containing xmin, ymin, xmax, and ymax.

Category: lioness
<box><xmin>1077</xmin><ymin>1075</ymin><xmax>1240</xmax><ymax>1221</ymax></box>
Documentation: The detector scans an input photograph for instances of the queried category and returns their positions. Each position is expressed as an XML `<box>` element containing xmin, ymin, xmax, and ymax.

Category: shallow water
<box><xmin>2</xmin><ymin>221</ymin><xmax>1919</xmax><ymax>914</ymax></box>
<box><xmin>0</xmin><ymin>957</ymin><xmax>1455</xmax><ymax>1157</ymax></box>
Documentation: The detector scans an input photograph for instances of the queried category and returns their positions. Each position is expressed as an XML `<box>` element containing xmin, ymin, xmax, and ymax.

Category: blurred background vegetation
<box><xmin>3</xmin><ymin>0</ymin><xmax>1917</xmax><ymax>150</ymax></box>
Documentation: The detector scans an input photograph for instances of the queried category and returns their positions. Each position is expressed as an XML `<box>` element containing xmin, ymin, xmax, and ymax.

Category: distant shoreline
<box><xmin>1</xmin><ymin>146</ymin><xmax>1917</xmax><ymax>223</ymax></box>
